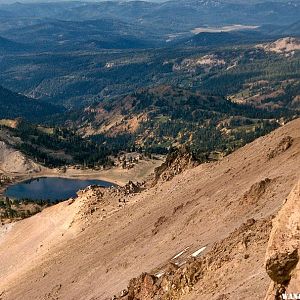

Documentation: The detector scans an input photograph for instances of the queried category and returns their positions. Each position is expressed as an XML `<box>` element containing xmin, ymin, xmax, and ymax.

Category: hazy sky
<box><xmin>0</xmin><ymin>0</ymin><xmax>290</xmax><ymax>4</ymax></box>
<box><xmin>0</xmin><ymin>0</ymin><xmax>165</xmax><ymax>3</ymax></box>
<box><xmin>0</xmin><ymin>0</ymin><xmax>100</xmax><ymax>3</ymax></box>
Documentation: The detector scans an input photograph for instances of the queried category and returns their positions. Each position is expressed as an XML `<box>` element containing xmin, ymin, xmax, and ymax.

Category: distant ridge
<box><xmin>184</xmin><ymin>31</ymin><xmax>267</xmax><ymax>47</ymax></box>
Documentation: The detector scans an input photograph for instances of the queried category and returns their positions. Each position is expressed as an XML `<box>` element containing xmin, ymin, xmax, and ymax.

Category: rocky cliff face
<box><xmin>265</xmin><ymin>181</ymin><xmax>300</xmax><ymax>300</ymax></box>
<box><xmin>152</xmin><ymin>147</ymin><xmax>198</xmax><ymax>185</ymax></box>
<box><xmin>115</xmin><ymin>218</ymin><xmax>272</xmax><ymax>300</ymax></box>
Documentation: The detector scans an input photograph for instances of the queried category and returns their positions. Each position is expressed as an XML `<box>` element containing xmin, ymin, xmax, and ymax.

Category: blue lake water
<box><xmin>5</xmin><ymin>177</ymin><xmax>115</xmax><ymax>202</ymax></box>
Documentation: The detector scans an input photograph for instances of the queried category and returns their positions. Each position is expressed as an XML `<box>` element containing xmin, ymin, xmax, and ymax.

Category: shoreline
<box><xmin>0</xmin><ymin>171</ymin><xmax>125</xmax><ymax>199</ymax></box>
<box><xmin>0</xmin><ymin>156</ymin><xmax>164</xmax><ymax>199</ymax></box>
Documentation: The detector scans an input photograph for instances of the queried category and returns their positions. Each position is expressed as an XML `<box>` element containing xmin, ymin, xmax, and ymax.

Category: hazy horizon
<box><xmin>0</xmin><ymin>0</ymin><xmax>167</xmax><ymax>4</ymax></box>
<box><xmin>0</xmin><ymin>0</ymin><xmax>292</xmax><ymax>4</ymax></box>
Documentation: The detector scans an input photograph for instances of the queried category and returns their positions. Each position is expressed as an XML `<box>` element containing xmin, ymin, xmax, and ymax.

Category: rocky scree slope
<box><xmin>1</xmin><ymin>119</ymin><xmax>300</xmax><ymax>299</ymax></box>
<box><xmin>0</xmin><ymin>140</ymin><xmax>41</xmax><ymax>174</ymax></box>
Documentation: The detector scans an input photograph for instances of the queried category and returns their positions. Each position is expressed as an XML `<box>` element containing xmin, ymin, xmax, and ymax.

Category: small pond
<box><xmin>5</xmin><ymin>177</ymin><xmax>115</xmax><ymax>202</ymax></box>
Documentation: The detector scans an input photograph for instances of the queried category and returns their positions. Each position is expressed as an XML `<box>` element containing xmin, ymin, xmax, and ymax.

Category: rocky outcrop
<box><xmin>264</xmin><ymin>181</ymin><xmax>300</xmax><ymax>300</ymax></box>
<box><xmin>241</xmin><ymin>178</ymin><xmax>272</xmax><ymax>204</ymax></box>
<box><xmin>75</xmin><ymin>180</ymin><xmax>143</xmax><ymax>224</ymax></box>
<box><xmin>115</xmin><ymin>218</ymin><xmax>272</xmax><ymax>300</ymax></box>
<box><xmin>152</xmin><ymin>146</ymin><xmax>198</xmax><ymax>185</ymax></box>
<box><xmin>257</xmin><ymin>37</ymin><xmax>300</xmax><ymax>56</ymax></box>
<box><xmin>268</xmin><ymin>136</ymin><xmax>293</xmax><ymax>160</ymax></box>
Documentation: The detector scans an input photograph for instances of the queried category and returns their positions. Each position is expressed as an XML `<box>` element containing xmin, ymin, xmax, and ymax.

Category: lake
<box><xmin>4</xmin><ymin>177</ymin><xmax>115</xmax><ymax>202</ymax></box>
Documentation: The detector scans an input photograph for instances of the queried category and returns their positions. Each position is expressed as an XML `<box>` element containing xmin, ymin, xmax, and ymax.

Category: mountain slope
<box><xmin>0</xmin><ymin>120</ymin><xmax>114</xmax><ymax>168</ymax></box>
<box><xmin>257</xmin><ymin>37</ymin><xmax>300</xmax><ymax>54</ymax></box>
<box><xmin>0</xmin><ymin>0</ymin><xmax>299</xmax><ymax>33</ymax></box>
<box><xmin>0</xmin><ymin>140</ymin><xmax>41</xmax><ymax>174</ymax></box>
<box><xmin>74</xmin><ymin>85</ymin><xmax>288</xmax><ymax>158</ymax></box>
<box><xmin>265</xmin><ymin>20</ymin><xmax>300</xmax><ymax>36</ymax></box>
<box><xmin>1</xmin><ymin>19</ymin><xmax>162</xmax><ymax>51</ymax></box>
<box><xmin>0</xmin><ymin>36</ymin><xmax>28</xmax><ymax>53</ymax></box>
<box><xmin>0</xmin><ymin>119</ymin><xmax>300</xmax><ymax>299</ymax></box>
<box><xmin>184</xmin><ymin>31</ymin><xmax>266</xmax><ymax>47</ymax></box>
<box><xmin>0</xmin><ymin>85</ymin><xmax>64</xmax><ymax>122</ymax></box>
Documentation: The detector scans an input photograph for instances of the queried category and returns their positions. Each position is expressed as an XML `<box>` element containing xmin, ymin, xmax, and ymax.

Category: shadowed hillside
<box><xmin>0</xmin><ymin>85</ymin><xmax>63</xmax><ymax>122</ymax></box>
